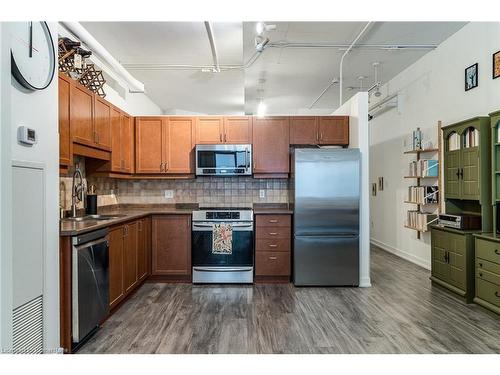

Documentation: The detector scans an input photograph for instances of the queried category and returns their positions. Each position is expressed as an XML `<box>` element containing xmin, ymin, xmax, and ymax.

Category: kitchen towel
<box><xmin>212</xmin><ymin>223</ymin><xmax>233</xmax><ymax>254</ymax></box>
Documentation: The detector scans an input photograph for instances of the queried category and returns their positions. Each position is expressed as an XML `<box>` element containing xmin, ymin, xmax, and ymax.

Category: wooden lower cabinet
<box><xmin>255</xmin><ymin>214</ymin><xmax>292</xmax><ymax>281</ymax></box>
<box><xmin>108</xmin><ymin>218</ymin><xmax>151</xmax><ymax>310</ymax></box>
<box><xmin>430</xmin><ymin>226</ymin><xmax>475</xmax><ymax>302</ymax></box>
<box><xmin>474</xmin><ymin>234</ymin><xmax>500</xmax><ymax>315</ymax></box>
<box><xmin>108</xmin><ymin>226</ymin><xmax>125</xmax><ymax>309</ymax></box>
<box><xmin>152</xmin><ymin>215</ymin><xmax>191</xmax><ymax>277</ymax></box>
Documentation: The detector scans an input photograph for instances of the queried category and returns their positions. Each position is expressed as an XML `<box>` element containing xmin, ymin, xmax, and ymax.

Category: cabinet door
<box><xmin>136</xmin><ymin>117</ymin><xmax>164</xmax><ymax>174</ymax></box>
<box><xmin>70</xmin><ymin>84</ymin><xmax>94</xmax><ymax>146</ymax></box>
<box><xmin>123</xmin><ymin>222</ymin><xmax>139</xmax><ymax>293</ymax></box>
<box><xmin>253</xmin><ymin>117</ymin><xmax>290</xmax><ymax>174</ymax></box>
<box><xmin>109</xmin><ymin>226</ymin><xmax>124</xmax><ymax>309</ymax></box>
<box><xmin>318</xmin><ymin>116</ymin><xmax>349</xmax><ymax>145</ymax></box>
<box><xmin>461</xmin><ymin>147</ymin><xmax>480</xmax><ymax>200</ymax></box>
<box><xmin>152</xmin><ymin>215</ymin><xmax>191</xmax><ymax>276</ymax></box>
<box><xmin>444</xmin><ymin>149</ymin><xmax>461</xmax><ymax>199</ymax></box>
<box><xmin>58</xmin><ymin>75</ymin><xmax>72</xmax><ymax>166</ymax></box>
<box><xmin>431</xmin><ymin>230</ymin><xmax>451</xmax><ymax>283</ymax></box>
<box><xmin>196</xmin><ymin>117</ymin><xmax>223</xmax><ymax>144</ymax></box>
<box><xmin>121</xmin><ymin>113</ymin><xmax>134</xmax><ymax>173</ymax></box>
<box><xmin>110</xmin><ymin>106</ymin><xmax>122</xmax><ymax>172</ymax></box>
<box><xmin>93</xmin><ymin>96</ymin><xmax>112</xmax><ymax>150</ymax></box>
<box><xmin>137</xmin><ymin>218</ymin><xmax>149</xmax><ymax>282</ymax></box>
<box><xmin>165</xmin><ymin>117</ymin><xmax>194</xmax><ymax>174</ymax></box>
<box><xmin>223</xmin><ymin>116</ymin><xmax>252</xmax><ymax>143</ymax></box>
<box><xmin>290</xmin><ymin>116</ymin><xmax>318</xmax><ymax>145</ymax></box>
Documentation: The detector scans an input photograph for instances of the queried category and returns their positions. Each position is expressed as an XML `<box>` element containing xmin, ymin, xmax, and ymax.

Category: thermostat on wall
<box><xmin>17</xmin><ymin>126</ymin><xmax>37</xmax><ymax>146</ymax></box>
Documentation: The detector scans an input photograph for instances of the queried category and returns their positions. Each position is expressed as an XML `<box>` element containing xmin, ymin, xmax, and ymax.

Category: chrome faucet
<box><xmin>71</xmin><ymin>165</ymin><xmax>85</xmax><ymax>218</ymax></box>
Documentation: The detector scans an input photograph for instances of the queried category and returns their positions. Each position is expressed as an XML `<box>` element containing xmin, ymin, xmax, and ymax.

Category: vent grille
<box><xmin>12</xmin><ymin>295</ymin><xmax>43</xmax><ymax>354</ymax></box>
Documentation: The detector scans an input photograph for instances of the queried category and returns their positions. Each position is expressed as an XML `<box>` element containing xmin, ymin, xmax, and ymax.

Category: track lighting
<box><xmin>255</xmin><ymin>37</ymin><xmax>270</xmax><ymax>52</ymax></box>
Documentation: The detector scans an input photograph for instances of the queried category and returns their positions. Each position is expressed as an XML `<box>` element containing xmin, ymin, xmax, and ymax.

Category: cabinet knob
<box><xmin>269</xmin><ymin>256</ymin><xmax>277</xmax><ymax>260</ymax></box>
<box><xmin>479</xmin><ymin>273</ymin><xmax>483</xmax><ymax>278</ymax></box>
<box><xmin>479</xmin><ymin>262</ymin><xmax>483</xmax><ymax>267</ymax></box>
<box><xmin>220</xmin><ymin>133</ymin><xmax>222</xmax><ymax>142</ymax></box>
<box><xmin>495</xmin><ymin>291</ymin><xmax>500</xmax><ymax>298</ymax></box>
<box><xmin>269</xmin><ymin>232</ymin><xmax>277</xmax><ymax>236</ymax></box>
<box><xmin>495</xmin><ymin>249</ymin><xmax>500</xmax><ymax>255</ymax></box>
<box><xmin>268</xmin><ymin>244</ymin><xmax>277</xmax><ymax>248</ymax></box>
<box><xmin>269</xmin><ymin>219</ymin><xmax>278</xmax><ymax>223</ymax></box>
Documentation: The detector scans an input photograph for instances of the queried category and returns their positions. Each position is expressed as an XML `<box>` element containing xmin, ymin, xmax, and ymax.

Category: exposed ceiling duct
<box><xmin>204</xmin><ymin>21</ymin><xmax>221</xmax><ymax>73</ymax></box>
<box><xmin>60</xmin><ymin>21</ymin><xmax>145</xmax><ymax>93</ymax></box>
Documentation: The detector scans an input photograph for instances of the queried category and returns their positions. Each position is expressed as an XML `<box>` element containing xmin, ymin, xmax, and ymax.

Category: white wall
<box><xmin>334</xmin><ymin>92</ymin><xmax>371</xmax><ymax>287</ymax></box>
<box><xmin>0</xmin><ymin>22</ymin><xmax>60</xmax><ymax>352</ymax></box>
<box><xmin>370</xmin><ymin>22</ymin><xmax>500</xmax><ymax>269</ymax></box>
<box><xmin>58</xmin><ymin>24</ymin><xmax>162</xmax><ymax>116</ymax></box>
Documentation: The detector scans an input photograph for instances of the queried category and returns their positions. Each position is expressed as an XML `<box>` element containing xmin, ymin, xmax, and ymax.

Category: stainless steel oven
<box><xmin>195</xmin><ymin>144</ymin><xmax>252</xmax><ymax>176</ymax></box>
<box><xmin>192</xmin><ymin>208</ymin><xmax>254</xmax><ymax>283</ymax></box>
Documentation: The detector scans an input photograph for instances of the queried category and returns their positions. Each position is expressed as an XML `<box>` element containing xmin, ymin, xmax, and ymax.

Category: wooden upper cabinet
<box><xmin>58</xmin><ymin>74</ymin><xmax>72</xmax><ymax>166</ymax></box>
<box><xmin>224</xmin><ymin>116</ymin><xmax>252</xmax><ymax>143</ymax></box>
<box><xmin>165</xmin><ymin>117</ymin><xmax>194</xmax><ymax>174</ymax></box>
<box><xmin>121</xmin><ymin>113</ymin><xmax>134</xmax><ymax>173</ymax></box>
<box><xmin>108</xmin><ymin>226</ymin><xmax>124</xmax><ymax>309</ymax></box>
<box><xmin>93</xmin><ymin>96</ymin><xmax>112</xmax><ymax>150</ymax></box>
<box><xmin>252</xmin><ymin>117</ymin><xmax>290</xmax><ymax>175</ymax></box>
<box><xmin>110</xmin><ymin>106</ymin><xmax>122</xmax><ymax>172</ymax></box>
<box><xmin>152</xmin><ymin>215</ymin><xmax>191</xmax><ymax>276</ymax></box>
<box><xmin>70</xmin><ymin>84</ymin><xmax>94</xmax><ymax>146</ymax></box>
<box><xmin>290</xmin><ymin>116</ymin><xmax>318</xmax><ymax>145</ymax></box>
<box><xmin>196</xmin><ymin>116</ymin><xmax>223</xmax><ymax>144</ymax></box>
<box><xmin>135</xmin><ymin>117</ymin><xmax>164</xmax><ymax>174</ymax></box>
<box><xmin>318</xmin><ymin>116</ymin><xmax>349</xmax><ymax>145</ymax></box>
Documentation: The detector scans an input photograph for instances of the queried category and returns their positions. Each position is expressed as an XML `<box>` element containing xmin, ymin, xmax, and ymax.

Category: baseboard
<box><xmin>370</xmin><ymin>238</ymin><xmax>430</xmax><ymax>270</ymax></box>
<box><xmin>359</xmin><ymin>277</ymin><xmax>372</xmax><ymax>288</ymax></box>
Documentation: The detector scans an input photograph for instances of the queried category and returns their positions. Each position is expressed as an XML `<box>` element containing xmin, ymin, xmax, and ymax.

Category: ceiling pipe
<box><xmin>308</xmin><ymin>79</ymin><xmax>339</xmax><ymax>109</ymax></box>
<box><xmin>339</xmin><ymin>22</ymin><xmax>373</xmax><ymax>106</ymax></box>
<box><xmin>204</xmin><ymin>21</ymin><xmax>221</xmax><ymax>73</ymax></box>
<box><xmin>60</xmin><ymin>21</ymin><xmax>145</xmax><ymax>93</ymax></box>
<box><xmin>268</xmin><ymin>41</ymin><xmax>437</xmax><ymax>50</ymax></box>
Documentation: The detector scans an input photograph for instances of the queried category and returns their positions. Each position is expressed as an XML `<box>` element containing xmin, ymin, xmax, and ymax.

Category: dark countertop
<box><xmin>60</xmin><ymin>203</ymin><xmax>293</xmax><ymax>236</ymax></box>
<box><xmin>473</xmin><ymin>232</ymin><xmax>500</xmax><ymax>241</ymax></box>
<box><xmin>430</xmin><ymin>224</ymin><xmax>483</xmax><ymax>235</ymax></box>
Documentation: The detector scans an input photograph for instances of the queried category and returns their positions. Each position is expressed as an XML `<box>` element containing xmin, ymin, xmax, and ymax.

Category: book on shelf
<box><xmin>408</xmin><ymin>159</ymin><xmax>439</xmax><ymax>177</ymax></box>
<box><xmin>407</xmin><ymin>186</ymin><xmax>439</xmax><ymax>204</ymax></box>
<box><xmin>463</xmin><ymin>128</ymin><xmax>479</xmax><ymax>148</ymax></box>
<box><xmin>406</xmin><ymin>211</ymin><xmax>438</xmax><ymax>232</ymax></box>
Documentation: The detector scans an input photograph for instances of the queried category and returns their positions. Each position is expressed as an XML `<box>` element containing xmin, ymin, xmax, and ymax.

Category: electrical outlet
<box><xmin>259</xmin><ymin>189</ymin><xmax>265</xmax><ymax>198</ymax></box>
<box><xmin>164</xmin><ymin>190</ymin><xmax>174</xmax><ymax>199</ymax></box>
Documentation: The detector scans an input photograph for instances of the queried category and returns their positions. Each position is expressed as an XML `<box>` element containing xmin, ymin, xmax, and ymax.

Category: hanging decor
<box><xmin>58</xmin><ymin>37</ymin><xmax>106</xmax><ymax>97</ymax></box>
<box><xmin>493</xmin><ymin>50</ymin><xmax>500</xmax><ymax>79</ymax></box>
<box><xmin>464</xmin><ymin>63</ymin><xmax>478</xmax><ymax>91</ymax></box>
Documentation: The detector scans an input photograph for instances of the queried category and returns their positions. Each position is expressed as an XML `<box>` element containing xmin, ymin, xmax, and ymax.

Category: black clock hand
<box><xmin>29</xmin><ymin>22</ymin><xmax>33</xmax><ymax>58</ymax></box>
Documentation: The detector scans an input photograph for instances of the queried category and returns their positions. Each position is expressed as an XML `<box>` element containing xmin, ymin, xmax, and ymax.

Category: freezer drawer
<box><xmin>293</xmin><ymin>235</ymin><xmax>359</xmax><ymax>286</ymax></box>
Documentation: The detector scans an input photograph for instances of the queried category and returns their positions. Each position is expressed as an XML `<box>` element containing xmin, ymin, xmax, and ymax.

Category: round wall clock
<box><xmin>11</xmin><ymin>22</ymin><xmax>56</xmax><ymax>91</ymax></box>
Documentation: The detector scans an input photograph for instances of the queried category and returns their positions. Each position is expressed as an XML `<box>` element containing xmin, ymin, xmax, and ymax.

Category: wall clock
<box><xmin>11</xmin><ymin>22</ymin><xmax>56</xmax><ymax>91</ymax></box>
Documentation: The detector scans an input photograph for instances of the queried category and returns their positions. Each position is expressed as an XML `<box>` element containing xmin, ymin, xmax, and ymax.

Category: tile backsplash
<box><xmin>60</xmin><ymin>158</ymin><xmax>289</xmax><ymax>210</ymax></box>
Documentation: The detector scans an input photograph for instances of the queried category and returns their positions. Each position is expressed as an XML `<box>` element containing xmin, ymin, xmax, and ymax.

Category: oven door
<box><xmin>192</xmin><ymin>221</ymin><xmax>254</xmax><ymax>267</ymax></box>
<box><xmin>195</xmin><ymin>145</ymin><xmax>251</xmax><ymax>176</ymax></box>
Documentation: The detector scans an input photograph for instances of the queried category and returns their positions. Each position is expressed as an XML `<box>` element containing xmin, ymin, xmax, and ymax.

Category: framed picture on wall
<box><xmin>493</xmin><ymin>51</ymin><xmax>500</xmax><ymax>79</ymax></box>
<box><xmin>465</xmin><ymin>63</ymin><xmax>478</xmax><ymax>91</ymax></box>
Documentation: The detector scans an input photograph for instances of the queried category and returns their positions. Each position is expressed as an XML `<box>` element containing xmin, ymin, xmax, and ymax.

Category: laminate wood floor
<box><xmin>79</xmin><ymin>246</ymin><xmax>500</xmax><ymax>354</ymax></box>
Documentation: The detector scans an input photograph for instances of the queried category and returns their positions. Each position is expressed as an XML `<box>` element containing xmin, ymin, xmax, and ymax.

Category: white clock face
<box><xmin>11</xmin><ymin>22</ymin><xmax>55</xmax><ymax>90</ymax></box>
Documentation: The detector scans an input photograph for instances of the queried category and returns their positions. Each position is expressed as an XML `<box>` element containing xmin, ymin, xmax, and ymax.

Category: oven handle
<box><xmin>193</xmin><ymin>266</ymin><xmax>253</xmax><ymax>272</ymax></box>
<box><xmin>192</xmin><ymin>223</ymin><xmax>253</xmax><ymax>228</ymax></box>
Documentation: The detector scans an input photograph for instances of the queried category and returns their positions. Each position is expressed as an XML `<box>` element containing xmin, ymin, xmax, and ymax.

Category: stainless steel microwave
<box><xmin>195</xmin><ymin>144</ymin><xmax>252</xmax><ymax>176</ymax></box>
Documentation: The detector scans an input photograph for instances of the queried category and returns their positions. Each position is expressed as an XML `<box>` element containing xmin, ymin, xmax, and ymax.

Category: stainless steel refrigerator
<box><xmin>293</xmin><ymin>148</ymin><xmax>360</xmax><ymax>286</ymax></box>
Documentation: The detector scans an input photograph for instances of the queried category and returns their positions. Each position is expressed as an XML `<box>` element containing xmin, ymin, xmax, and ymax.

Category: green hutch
<box><xmin>431</xmin><ymin>116</ymin><xmax>491</xmax><ymax>303</ymax></box>
<box><xmin>472</xmin><ymin>110</ymin><xmax>500</xmax><ymax>316</ymax></box>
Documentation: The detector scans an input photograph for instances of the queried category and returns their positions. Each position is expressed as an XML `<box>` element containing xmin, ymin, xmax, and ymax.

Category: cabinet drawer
<box><xmin>256</xmin><ymin>215</ymin><xmax>291</xmax><ymax>228</ymax></box>
<box><xmin>255</xmin><ymin>238</ymin><xmax>290</xmax><ymax>252</ymax></box>
<box><xmin>255</xmin><ymin>226</ymin><xmax>291</xmax><ymax>239</ymax></box>
<box><xmin>255</xmin><ymin>251</ymin><xmax>290</xmax><ymax>276</ymax></box>
<box><xmin>476</xmin><ymin>278</ymin><xmax>500</xmax><ymax>308</ymax></box>
<box><xmin>477</xmin><ymin>257</ymin><xmax>500</xmax><ymax>275</ymax></box>
<box><xmin>476</xmin><ymin>238</ymin><xmax>500</xmax><ymax>265</ymax></box>
<box><xmin>477</xmin><ymin>268</ymin><xmax>500</xmax><ymax>286</ymax></box>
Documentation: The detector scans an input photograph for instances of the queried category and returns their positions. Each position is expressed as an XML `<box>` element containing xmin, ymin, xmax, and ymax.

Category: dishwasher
<box><xmin>72</xmin><ymin>228</ymin><xmax>109</xmax><ymax>349</ymax></box>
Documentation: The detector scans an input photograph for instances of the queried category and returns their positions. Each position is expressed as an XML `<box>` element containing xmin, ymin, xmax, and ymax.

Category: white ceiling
<box><xmin>81</xmin><ymin>21</ymin><xmax>466</xmax><ymax>115</ymax></box>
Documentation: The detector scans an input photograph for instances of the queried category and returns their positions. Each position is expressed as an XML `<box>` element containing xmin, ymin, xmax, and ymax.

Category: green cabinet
<box><xmin>431</xmin><ymin>226</ymin><xmax>475</xmax><ymax>302</ymax></box>
<box><xmin>473</xmin><ymin>234</ymin><xmax>500</xmax><ymax>315</ymax></box>
<box><xmin>443</xmin><ymin>117</ymin><xmax>490</xmax><ymax>203</ymax></box>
